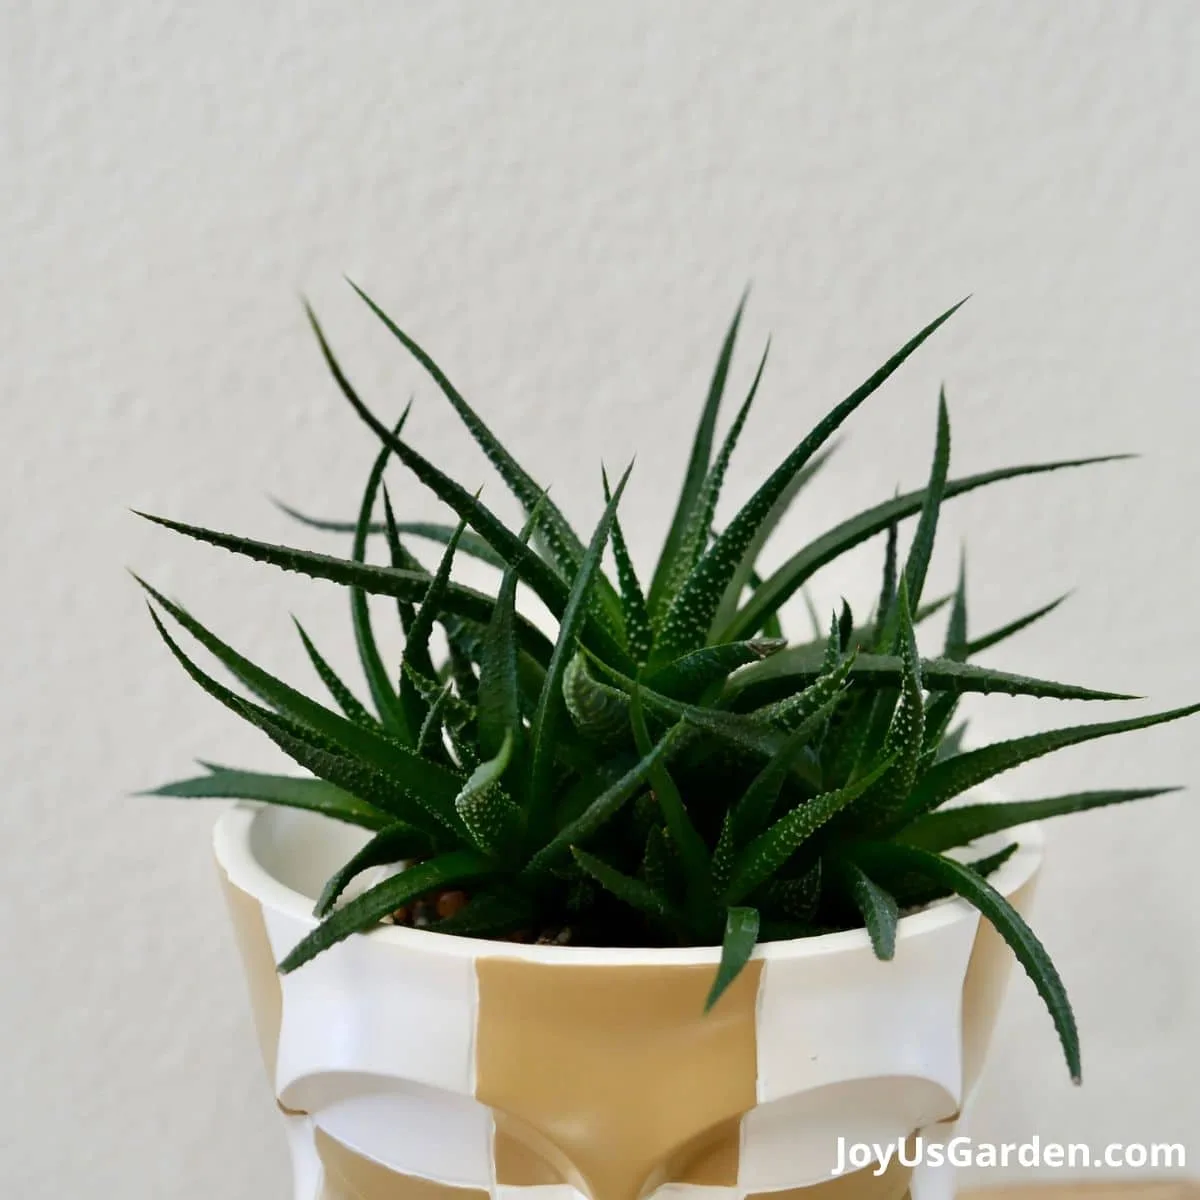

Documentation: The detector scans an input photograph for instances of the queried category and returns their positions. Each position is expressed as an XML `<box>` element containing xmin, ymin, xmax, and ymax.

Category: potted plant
<box><xmin>138</xmin><ymin>288</ymin><xmax>1195</xmax><ymax>1200</ymax></box>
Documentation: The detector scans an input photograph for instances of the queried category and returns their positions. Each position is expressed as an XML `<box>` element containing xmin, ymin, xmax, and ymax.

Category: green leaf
<box><xmin>347</xmin><ymin>281</ymin><xmax>625</xmax><ymax>629</ymax></box>
<box><xmin>142</xmin><ymin>605</ymin><xmax>452</xmax><ymax>835</ymax></box>
<box><xmin>665</xmin><ymin>340</ymin><xmax>770</xmax><ymax>602</ymax></box>
<box><xmin>136</xmin><ymin>579</ymin><xmax>465</xmax><ymax>811</ymax></box>
<box><xmin>292</xmin><ymin>619</ymin><xmax>376</xmax><ymax>728</ymax></box>
<box><xmin>134</xmin><ymin>511</ymin><xmax>556</xmax><ymax>664</ymax></box>
<box><xmin>646</xmin><ymin>638</ymin><xmax>786</xmax><ymax>702</ymax></box>
<box><xmin>728</xmin><ymin>650</ymin><xmax>1135</xmax><ymax>707</ymax></box>
<box><xmin>583</xmin><ymin>649</ymin><xmax>799</xmax><ymax>762</ymax></box>
<box><xmin>571</xmin><ymin>847</ymin><xmax>672</xmax><ymax>920</ymax></box>
<box><xmin>304</xmin><ymin>304</ymin><xmax>632</xmax><ymax>672</ymax></box>
<box><xmin>416</xmin><ymin>682</ymin><xmax>457</xmax><ymax>759</ymax></box>
<box><xmin>656</xmin><ymin>300</ymin><xmax>968</xmax><ymax>659</ymax></box>
<box><xmin>726</xmin><ymin>756</ymin><xmax>894</xmax><ymax>904</ymax></box>
<box><xmin>901</xmin><ymin>391</ymin><xmax>950</xmax><ymax>613</ymax></box>
<box><xmin>279</xmin><ymin>850</ymin><xmax>495</xmax><ymax>973</ymax></box>
<box><xmin>273</xmin><ymin>498</ymin><xmax>507</xmax><ymax>569</ymax></box>
<box><xmin>878</xmin><ymin>842</ymin><xmax>1017</xmax><ymax>912</ymax></box>
<box><xmin>854</xmin><ymin>841</ymin><xmax>1081</xmax><ymax>1082</ymax></box>
<box><xmin>563</xmin><ymin>651</ymin><xmax>631</xmax><ymax>744</ymax></box>
<box><xmin>477</xmin><ymin>534</ymin><xmax>526</xmax><ymax>761</ymax></box>
<box><xmin>752</xmin><ymin>646</ymin><xmax>857</xmax><ymax>730</ymax></box>
<box><xmin>649</xmin><ymin>292</ymin><xmax>746</xmax><ymax>618</ymax></box>
<box><xmin>630</xmin><ymin>689</ymin><xmax>716</xmax><ymax>929</ymax></box>
<box><xmin>901</xmin><ymin>703</ymin><xmax>1200</xmax><ymax>822</ymax></box>
<box><xmin>719</xmin><ymin>454</ymin><xmax>1131</xmax><ymax>643</ymax></box>
<box><xmin>861</xmin><ymin>579</ymin><xmax>924</xmax><ymax>816</ymax></box>
<box><xmin>526</xmin><ymin>719</ymin><xmax>689</xmax><ymax>872</ymax></box>
<box><xmin>873</xmin><ymin>521</ymin><xmax>899</xmax><ymax>648</ymax></box>
<box><xmin>759</xmin><ymin>861</ymin><xmax>822</xmax><ymax>922</ymax></box>
<box><xmin>456</xmin><ymin>730</ymin><xmax>523</xmax><ymax>858</ymax></box>
<box><xmin>350</xmin><ymin>429</ymin><xmax>412</xmax><ymax>737</ymax></box>
<box><xmin>838</xmin><ymin>859</ymin><xmax>899</xmax><ymax>960</ymax></box>
<box><xmin>730</xmin><ymin>687</ymin><xmax>849</xmax><ymax>844</ymax></box>
<box><xmin>898</xmin><ymin>788</ymin><xmax>1180</xmax><ymax>852</ymax></box>
<box><xmin>945</xmin><ymin>550</ymin><xmax>969</xmax><ymax>660</ymax></box>
<box><xmin>603</xmin><ymin>466</ymin><xmax>652</xmax><ymax>666</ymax></box>
<box><xmin>705</xmin><ymin>907</ymin><xmax>760</xmax><ymax>1012</ymax></box>
<box><xmin>380</xmin><ymin>488</ymin><xmax>421</xmax><ymax>632</ymax></box>
<box><xmin>399</xmin><ymin>518</ymin><xmax>467</xmax><ymax>736</ymax></box>
<box><xmin>314</xmin><ymin>822</ymin><xmax>430</xmax><ymax>917</ymax></box>
<box><xmin>711</xmin><ymin>444</ymin><xmax>838</xmax><ymax>635</ymax></box>
<box><xmin>526</xmin><ymin>465</ymin><xmax>633</xmax><ymax>841</ymax></box>
<box><xmin>143</xmin><ymin>764</ymin><xmax>390</xmax><ymax>830</ymax></box>
<box><xmin>967</xmin><ymin>593</ymin><xmax>1071</xmax><ymax>657</ymax></box>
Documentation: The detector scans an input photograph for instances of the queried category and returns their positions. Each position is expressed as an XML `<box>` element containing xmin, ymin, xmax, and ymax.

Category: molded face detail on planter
<box><xmin>214</xmin><ymin>804</ymin><xmax>1041</xmax><ymax>1200</ymax></box>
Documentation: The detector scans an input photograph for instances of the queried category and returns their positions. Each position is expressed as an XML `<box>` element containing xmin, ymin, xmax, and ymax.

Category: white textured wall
<box><xmin>3</xmin><ymin>2</ymin><xmax>1198</xmax><ymax>1194</ymax></box>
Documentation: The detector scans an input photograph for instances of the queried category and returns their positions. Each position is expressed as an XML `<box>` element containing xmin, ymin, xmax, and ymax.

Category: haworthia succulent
<box><xmin>141</xmin><ymin>291</ymin><xmax>1197</xmax><ymax>1068</ymax></box>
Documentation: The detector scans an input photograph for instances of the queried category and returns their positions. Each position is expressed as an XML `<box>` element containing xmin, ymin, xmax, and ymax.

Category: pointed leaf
<box><xmin>350</xmin><ymin>431</ymin><xmax>411</xmax><ymax>736</ymax></box>
<box><xmin>649</xmin><ymin>293</ymin><xmax>747</xmax><ymax>617</ymax></box>
<box><xmin>347</xmin><ymin>281</ymin><xmax>625</xmax><ymax>621</ymax></box>
<box><xmin>137</xmin><ymin>580</ymin><xmax>465</xmax><ymax>809</ymax></box>
<box><xmin>456</xmin><ymin>730</ymin><xmax>523</xmax><ymax>858</ymax></box>
<box><xmin>630</xmin><ymin>689</ymin><xmax>716</xmax><ymax>927</ymax></box>
<box><xmin>142</xmin><ymin>606</ymin><xmax>452</xmax><ymax>835</ymax></box>
<box><xmin>304</xmin><ymin>305</ymin><xmax>631</xmax><ymax>671</ymax></box>
<box><xmin>728</xmin><ymin>650</ymin><xmax>1134</xmax><ymax>706</ymax></box>
<box><xmin>314</xmin><ymin>822</ymin><xmax>430</xmax><ymax>917</ymax></box>
<box><xmin>705</xmin><ymin>907</ymin><xmax>760</xmax><ymax>1011</ymax></box>
<box><xmin>711</xmin><ymin>443</ymin><xmax>838</xmax><ymax>633</ymax></box>
<box><xmin>526</xmin><ymin>719</ymin><xmax>689</xmax><ymax>872</ymax></box>
<box><xmin>862</xmin><ymin>579</ymin><xmax>924</xmax><ymax>816</ymax></box>
<box><xmin>898</xmin><ymin>788</ymin><xmax>1180</xmax><ymax>852</ymax></box>
<box><xmin>657</xmin><ymin>300</ymin><xmax>968</xmax><ymax>658</ymax></box>
<box><xmin>526</xmin><ymin>466</ymin><xmax>632</xmax><ymax>839</ymax></box>
<box><xmin>134</xmin><ymin>511</ymin><xmax>556</xmax><ymax>664</ymax></box>
<box><xmin>838</xmin><ymin>859</ymin><xmax>899</xmax><ymax>960</ymax></box>
<box><xmin>274</xmin><ymin>499</ymin><xmax>507</xmax><ymax>568</ymax></box>
<box><xmin>292</xmin><ymin>618</ymin><xmax>376</xmax><ymax>728</ymax></box>
<box><xmin>726</xmin><ymin>757</ymin><xmax>894</xmax><ymax>904</ymax></box>
<box><xmin>901</xmin><ymin>391</ymin><xmax>950</xmax><ymax>613</ymax></box>
<box><xmin>967</xmin><ymin>594</ymin><xmax>1071</xmax><ymax>657</ymax></box>
<box><xmin>400</xmin><ymin>518</ymin><xmax>467</xmax><ymax>736</ymax></box>
<box><xmin>666</xmin><ymin>341</ymin><xmax>769</xmax><ymax>600</ymax></box>
<box><xmin>854</xmin><ymin>841</ymin><xmax>1080</xmax><ymax>1082</ymax></box>
<box><xmin>603</xmin><ymin>466</ymin><xmax>653</xmax><ymax>665</ymax></box>
<box><xmin>730</xmin><ymin>687</ymin><xmax>849</xmax><ymax>844</ymax></box>
<box><xmin>563</xmin><ymin>651</ymin><xmax>631</xmax><ymax>744</ymax></box>
<box><xmin>646</xmin><ymin>638</ymin><xmax>787</xmax><ymax>702</ymax></box>
<box><xmin>144</xmin><ymin>765</ymin><xmax>390</xmax><ymax>830</ymax></box>
<box><xmin>901</xmin><ymin>703</ymin><xmax>1200</xmax><ymax>822</ymax></box>
<box><xmin>720</xmin><ymin>454</ymin><xmax>1131</xmax><ymax>642</ymax></box>
<box><xmin>571</xmin><ymin>847</ymin><xmax>672</xmax><ymax>920</ymax></box>
<box><xmin>279</xmin><ymin>850</ymin><xmax>495</xmax><ymax>973</ymax></box>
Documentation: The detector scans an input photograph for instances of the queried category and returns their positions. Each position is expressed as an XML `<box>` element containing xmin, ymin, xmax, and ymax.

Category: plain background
<box><xmin>3</xmin><ymin>2</ymin><xmax>1198</xmax><ymax>1194</ymax></box>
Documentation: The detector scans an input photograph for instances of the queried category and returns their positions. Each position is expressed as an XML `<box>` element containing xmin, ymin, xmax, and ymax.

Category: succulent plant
<box><xmin>139</xmin><ymin>287</ymin><xmax>1197</xmax><ymax>1084</ymax></box>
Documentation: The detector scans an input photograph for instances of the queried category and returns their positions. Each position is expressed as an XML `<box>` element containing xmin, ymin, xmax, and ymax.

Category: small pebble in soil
<box><xmin>436</xmin><ymin>890</ymin><xmax>468</xmax><ymax>919</ymax></box>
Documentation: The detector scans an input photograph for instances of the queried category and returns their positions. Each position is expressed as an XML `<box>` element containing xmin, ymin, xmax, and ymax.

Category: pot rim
<box><xmin>214</xmin><ymin>801</ymin><xmax>1043</xmax><ymax>967</ymax></box>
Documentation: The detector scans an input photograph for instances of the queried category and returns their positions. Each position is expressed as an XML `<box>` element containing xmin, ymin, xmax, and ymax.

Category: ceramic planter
<box><xmin>214</xmin><ymin>802</ymin><xmax>1042</xmax><ymax>1200</ymax></box>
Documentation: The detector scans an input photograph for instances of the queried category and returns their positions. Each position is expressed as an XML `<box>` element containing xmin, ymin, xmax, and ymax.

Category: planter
<box><xmin>215</xmin><ymin>802</ymin><xmax>1042</xmax><ymax>1200</ymax></box>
